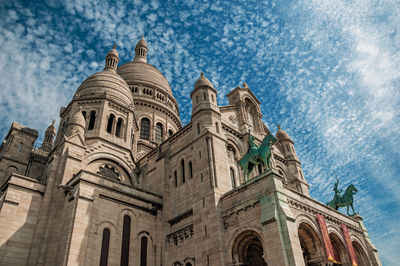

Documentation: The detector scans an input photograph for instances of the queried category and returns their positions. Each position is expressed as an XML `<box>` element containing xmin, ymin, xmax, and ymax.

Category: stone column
<box><xmin>259</xmin><ymin>170</ymin><xmax>304</xmax><ymax>266</ymax></box>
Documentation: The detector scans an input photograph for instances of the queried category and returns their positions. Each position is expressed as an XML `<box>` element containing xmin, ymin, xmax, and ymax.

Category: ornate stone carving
<box><xmin>229</xmin><ymin>114</ymin><xmax>237</xmax><ymax>124</ymax></box>
<box><xmin>97</xmin><ymin>164</ymin><xmax>120</xmax><ymax>180</ymax></box>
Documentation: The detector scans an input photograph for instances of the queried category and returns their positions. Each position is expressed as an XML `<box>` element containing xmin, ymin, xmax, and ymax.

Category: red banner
<box><xmin>317</xmin><ymin>214</ymin><xmax>335</xmax><ymax>262</ymax></box>
<box><xmin>341</xmin><ymin>224</ymin><xmax>358</xmax><ymax>266</ymax></box>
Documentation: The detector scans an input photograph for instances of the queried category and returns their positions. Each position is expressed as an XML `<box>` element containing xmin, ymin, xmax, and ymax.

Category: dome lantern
<box><xmin>104</xmin><ymin>44</ymin><xmax>119</xmax><ymax>72</ymax></box>
<box><xmin>134</xmin><ymin>35</ymin><xmax>148</xmax><ymax>63</ymax></box>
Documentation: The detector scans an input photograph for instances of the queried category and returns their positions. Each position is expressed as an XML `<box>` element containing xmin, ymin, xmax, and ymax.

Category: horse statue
<box><xmin>326</xmin><ymin>183</ymin><xmax>358</xmax><ymax>216</ymax></box>
<box><xmin>239</xmin><ymin>133</ymin><xmax>277</xmax><ymax>181</ymax></box>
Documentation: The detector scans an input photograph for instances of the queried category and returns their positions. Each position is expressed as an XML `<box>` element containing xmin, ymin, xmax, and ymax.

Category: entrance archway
<box><xmin>352</xmin><ymin>241</ymin><xmax>369</xmax><ymax>266</ymax></box>
<box><xmin>298</xmin><ymin>222</ymin><xmax>325</xmax><ymax>266</ymax></box>
<box><xmin>232</xmin><ymin>230</ymin><xmax>267</xmax><ymax>266</ymax></box>
<box><xmin>329</xmin><ymin>233</ymin><xmax>350</xmax><ymax>265</ymax></box>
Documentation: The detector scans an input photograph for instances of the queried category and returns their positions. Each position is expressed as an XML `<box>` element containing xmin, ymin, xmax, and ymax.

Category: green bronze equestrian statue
<box><xmin>239</xmin><ymin>131</ymin><xmax>277</xmax><ymax>181</ymax></box>
<box><xmin>326</xmin><ymin>177</ymin><xmax>358</xmax><ymax>216</ymax></box>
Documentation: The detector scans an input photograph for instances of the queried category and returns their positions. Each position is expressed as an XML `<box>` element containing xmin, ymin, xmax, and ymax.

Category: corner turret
<box><xmin>190</xmin><ymin>72</ymin><xmax>219</xmax><ymax>118</ymax></box>
<box><xmin>40</xmin><ymin>120</ymin><xmax>56</xmax><ymax>152</ymax></box>
<box><xmin>65</xmin><ymin>108</ymin><xmax>86</xmax><ymax>138</ymax></box>
<box><xmin>276</xmin><ymin>125</ymin><xmax>309</xmax><ymax>196</ymax></box>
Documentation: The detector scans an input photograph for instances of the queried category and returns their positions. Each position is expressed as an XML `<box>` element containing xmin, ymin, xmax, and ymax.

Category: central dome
<box><xmin>117</xmin><ymin>61</ymin><xmax>173</xmax><ymax>95</ymax></box>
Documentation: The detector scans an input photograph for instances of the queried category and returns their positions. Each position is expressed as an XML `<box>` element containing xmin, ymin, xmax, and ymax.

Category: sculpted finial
<box><xmin>200</xmin><ymin>72</ymin><xmax>204</xmax><ymax>77</ymax></box>
<box><xmin>243</xmin><ymin>82</ymin><xmax>248</xmax><ymax>88</ymax></box>
<box><xmin>277</xmin><ymin>124</ymin><xmax>280</xmax><ymax>129</ymax></box>
<box><xmin>141</xmin><ymin>34</ymin><xmax>144</xmax><ymax>40</ymax></box>
<box><xmin>113</xmin><ymin>43</ymin><xmax>116</xmax><ymax>49</ymax></box>
<box><xmin>52</xmin><ymin>119</ymin><xmax>55</xmax><ymax>125</ymax></box>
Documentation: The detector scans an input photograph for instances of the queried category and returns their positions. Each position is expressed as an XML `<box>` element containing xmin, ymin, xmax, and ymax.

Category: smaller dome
<box><xmin>75</xmin><ymin>71</ymin><xmax>133</xmax><ymax>106</ymax></box>
<box><xmin>276</xmin><ymin>125</ymin><xmax>291</xmax><ymax>141</ymax></box>
<box><xmin>75</xmin><ymin>45</ymin><xmax>133</xmax><ymax>106</ymax></box>
<box><xmin>194</xmin><ymin>72</ymin><xmax>214</xmax><ymax>90</ymax></box>
<box><xmin>45</xmin><ymin>120</ymin><xmax>56</xmax><ymax>135</ymax></box>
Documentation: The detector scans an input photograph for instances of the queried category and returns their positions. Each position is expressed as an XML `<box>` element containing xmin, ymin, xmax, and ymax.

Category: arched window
<box><xmin>120</xmin><ymin>215</ymin><xmax>131</xmax><ymax>266</ymax></box>
<box><xmin>82</xmin><ymin>111</ymin><xmax>87</xmax><ymax>121</ymax></box>
<box><xmin>188</xmin><ymin>161</ymin><xmax>193</xmax><ymax>179</ymax></box>
<box><xmin>181</xmin><ymin>159</ymin><xmax>185</xmax><ymax>184</ymax></box>
<box><xmin>186</xmin><ymin>263</ymin><xmax>192</xmax><ymax>266</ymax></box>
<box><xmin>88</xmin><ymin>110</ymin><xmax>96</xmax><ymax>130</ymax></box>
<box><xmin>174</xmin><ymin>171</ymin><xmax>177</xmax><ymax>188</ymax></box>
<box><xmin>140</xmin><ymin>118</ymin><xmax>150</xmax><ymax>140</ymax></box>
<box><xmin>245</xmin><ymin>98</ymin><xmax>257</xmax><ymax>130</ymax></box>
<box><xmin>168</xmin><ymin>129</ymin><xmax>173</xmax><ymax>137</ymax></box>
<box><xmin>106</xmin><ymin>114</ymin><xmax>115</xmax><ymax>133</ymax></box>
<box><xmin>140</xmin><ymin>236</ymin><xmax>148</xmax><ymax>266</ymax></box>
<box><xmin>99</xmin><ymin>228</ymin><xmax>110</xmax><ymax>266</ymax></box>
<box><xmin>116</xmin><ymin>118</ymin><xmax>123</xmax><ymax>138</ymax></box>
<box><xmin>230</xmin><ymin>167</ymin><xmax>236</xmax><ymax>189</ymax></box>
<box><xmin>156</xmin><ymin>123</ymin><xmax>163</xmax><ymax>144</ymax></box>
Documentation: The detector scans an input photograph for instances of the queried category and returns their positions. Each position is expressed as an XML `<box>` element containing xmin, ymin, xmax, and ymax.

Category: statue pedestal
<box><xmin>351</xmin><ymin>213</ymin><xmax>363</xmax><ymax>221</ymax></box>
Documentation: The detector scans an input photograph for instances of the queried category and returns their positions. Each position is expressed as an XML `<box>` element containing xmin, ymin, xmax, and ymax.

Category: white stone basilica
<box><xmin>0</xmin><ymin>38</ymin><xmax>381</xmax><ymax>266</ymax></box>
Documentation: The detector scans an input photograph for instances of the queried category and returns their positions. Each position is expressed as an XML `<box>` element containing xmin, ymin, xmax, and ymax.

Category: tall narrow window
<box><xmin>174</xmin><ymin>171</ymin><xmax>177</xmax><ymax>187</ymax></box>
<box><xmin>106</xmin><ymin>114</ymin><xmax>115</xmax><ymax>133</ymax></box>
<box><xmin>140</xmin><ymin>236</ymin><xmax>148</xmax><ymax>266</ymax></box>
<box><xmin>116</xmin><ymin>118</ymin><xmax>123</xmax><ymax>138</ymax></box>
<box><xmin>196</xmin><ymin>95</ymin><xmax>199</xmax><ymax>103</ymax></box>
<box><xmin>197</xmin><ymin>123</ymin><xmax>200</xmax><ymax>135</ymax></box>
<box><xmin>203</xmin><ymin>92</ymin><xmax>207</xmax><ymax>100</ymax></box>
<box><xmin>188</xmin><ymin>161</ymin><xmax>193</xmax><ymax>179</ymax></box>
<box><xmin>140</xmin><ymin>118</ymin><xmax>150</xmax><ymax>140</ymax></box>
<box><xmin>181</xmin><ymin>159</ymin><xmax>185</xmax><ymax>184</ymax></box>
<box><xmin>99</xmin><ymin>228</ymin><xmax>110</xmax><ymax>266</ymax></box>
<box><xmin>168</xmin><ymin>129</ymin><xmax>173</xmax><ymax>137</ymax></box>
<box><xmin>88</xmin><ymin>111</ymin><xmax>96</xmax><ymax>130</ymax></box>
<box><xmin>230</xmin><ymin>167</ymin><xmax>236</xmax><ymax>189</ymax></box>
<box><xmin>18</xmin><ymin>142</ymin><xmax>23</xmax><ymax>152</ymax></box>
<box><xmin>156</xmin><ymin>123</ymin><xmax>163</xmax><ymax>144</ymax></box>
<box><xmin>215</xmin><ymin>122</ymin><xmax>219</xmax><ymax>133</ymax></box>
<box><xmin>82</xmin><ymin>111</ymin><xmax>87</xmax><ymax>121</ymax></box>
<box><xmin>120</xmin><ymin>215</ymin><xmax>131</xmax><ymax>266</ymax></box>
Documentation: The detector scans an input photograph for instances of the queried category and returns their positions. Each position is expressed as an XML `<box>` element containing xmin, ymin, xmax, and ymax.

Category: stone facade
<box><xmin>0</xmin><ymin>38</ymin><xmax>381</xmax><ymax>266</ymax></box>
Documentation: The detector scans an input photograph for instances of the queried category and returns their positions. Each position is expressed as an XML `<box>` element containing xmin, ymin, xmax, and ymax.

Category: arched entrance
<box><xmin>329</xmin><ymin>233</ymin><xmax>350</xmax><ymax>265</ymax></box>
<box><xmin>352</xmin><ymin>241</ymin><xmax>369</xmax><ymax>266</ymax></box>
<box><xmin>298</xmin><ymin>222</ymin><xmax>325</xmax><ymax>266</ymax></box>
<box><xmin>232</xmin><ymin>230</ymin><xmax>267</xmax><ymax>266</ymax></box>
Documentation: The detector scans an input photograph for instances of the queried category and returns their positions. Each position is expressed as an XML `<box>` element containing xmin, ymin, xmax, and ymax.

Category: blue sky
<box><xmin>0</xmin><ymin>0</ymin><xmax>399</xmax><ymax>264</ymax></box>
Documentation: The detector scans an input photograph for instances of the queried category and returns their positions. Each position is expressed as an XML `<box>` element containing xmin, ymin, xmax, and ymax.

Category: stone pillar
<box><xmin>259</xmin><ymin>170</ymin><xmax>304</xmax><ymax>266</ymax></box>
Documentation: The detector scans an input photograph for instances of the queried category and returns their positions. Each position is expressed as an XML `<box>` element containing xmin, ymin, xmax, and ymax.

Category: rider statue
<box><xmin>333</xmin><ymin>177</ymin><xmax>343</xmax><ymax>205</ymax></box>
<box><xmin>248</xmin><ymin>130</ymin><xmax>258</xmax><ymax>154</ymax></box>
